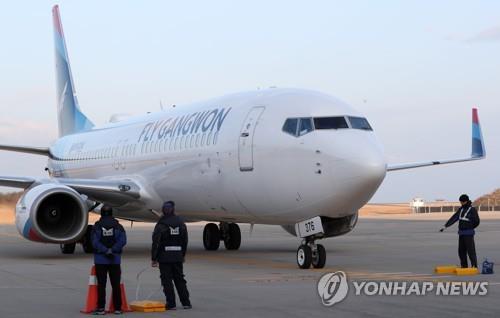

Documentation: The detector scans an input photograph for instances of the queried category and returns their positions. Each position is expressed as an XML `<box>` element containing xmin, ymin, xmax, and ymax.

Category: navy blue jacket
<box><xmin>91</xmin><ymin>216</ymin><xmax>127</xmax><ymax>264</ymax></box>
<box><xmin>151</xmin><ymin>215</ymin><xmax>188</xmax><ymax>263</ymax></box>
<box><xmin>444</xmin><ymin>203</ymin><xmax>480</xmax><ymax>236</ymax></box>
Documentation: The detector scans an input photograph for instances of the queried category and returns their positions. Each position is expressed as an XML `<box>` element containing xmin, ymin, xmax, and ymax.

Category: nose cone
<box><xmin>328</xmin><ymin>136</ymin><xmax>387</xmax><ymax>209</ymax></box>
<box><xmin>349</xmin><ymin>146</ymin><xmax>387</xmax><ymax>190</ymax></box>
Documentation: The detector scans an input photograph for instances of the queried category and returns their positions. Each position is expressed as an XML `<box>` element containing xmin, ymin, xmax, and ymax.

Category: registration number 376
<box><xmin>304</xmin><ymin>221</ymin><xmax>315</xmax><ymax>232</ymax></box>
<box><xmin>295</xmin><ymin>216</ymin><xmax>324</xmax><ymax>238</ymax></box>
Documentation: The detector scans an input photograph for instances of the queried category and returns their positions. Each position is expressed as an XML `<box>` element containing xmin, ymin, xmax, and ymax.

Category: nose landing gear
<box><xmin>295</xmin><ymin>216</ymin><xmax>327</xmax><ymax>269</ymax></box>
<box><xmin>297</xmin><ymin>239</ymin><xmax>326</xmax><ymax>269</ymax></box>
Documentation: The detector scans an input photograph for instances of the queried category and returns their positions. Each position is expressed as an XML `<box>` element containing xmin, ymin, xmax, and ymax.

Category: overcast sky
<box><xmin>0</xmin><ymin>1</ymin><xmax>499</xmax><ymax>203</ymax></box>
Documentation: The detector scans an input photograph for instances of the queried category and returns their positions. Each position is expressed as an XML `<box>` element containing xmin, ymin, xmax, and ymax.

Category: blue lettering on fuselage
<box><xmin>136</xmin><ymin>107</ymin><xmax>232</xmax><ymax>143</ymax></box>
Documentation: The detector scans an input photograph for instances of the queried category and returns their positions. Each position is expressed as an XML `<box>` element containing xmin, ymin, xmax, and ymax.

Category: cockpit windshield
<box><xmin>348</xmin><ymin>116</ymin><xmax>373</xmax><ymax>131</ymax></box>
<box><xmin>282</xmin><ymin>115</ymin><xmax>373</xmax><ymax>137</ymax></box>
<box><xmin>313</xmin><ymin>117</ymin><xmax>349</xmax><ymax>130</ymax></box>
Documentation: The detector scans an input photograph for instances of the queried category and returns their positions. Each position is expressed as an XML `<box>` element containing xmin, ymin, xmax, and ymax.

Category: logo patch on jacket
<box><xmin>102</xmin><ymin>227</ymin><xmax>114</xmax><ymax>237</ymax></box>
<box><xmin>169</xmin><ymin>227</ymin><xmax>179</xmax><ymax>235</ymax></box>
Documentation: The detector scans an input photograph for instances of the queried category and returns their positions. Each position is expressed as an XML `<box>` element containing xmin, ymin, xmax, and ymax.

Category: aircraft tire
<box><xmin>60</xmin><ymin>242</ymin><xmax>76</xmax><ymax>254</ymax></box>
<box><xmin>312</xmin><ymin>244</ymin><xmax>326</xmax><ymax>268</ymax></box>
<box><xmin>203</xmin><ymin>223</ymin><xmax>220</xmax><ymax>250</ymax></box>
<box><xmin>81</xmin><ymin>225</ymin><xmax>94</xmax><ymax>254</ymax></box>
<box><xmin>297</xmin><ymin>244</ymin><xmax>312</xmax><ymax>269</ymax></box>
<box><xmin>223</xmin><ymin>223</ymin><xmax>241</xmax><ymax>250</ymax></box>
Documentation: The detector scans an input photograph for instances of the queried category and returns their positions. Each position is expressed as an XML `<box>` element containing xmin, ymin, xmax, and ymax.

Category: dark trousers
<box><xmin>95</xmin><ymin>264</ymin><xmax>122</xmax><ymax>310</ymax></box>
<box><xmin>159</xmin><ymin>262</ymin><xmax>191</xmax><ymax>308</ymax></box>
<box><xmin>458</xmin><ymin>235</ymin><xmax>477</xmax><ymax>268</ymax></box>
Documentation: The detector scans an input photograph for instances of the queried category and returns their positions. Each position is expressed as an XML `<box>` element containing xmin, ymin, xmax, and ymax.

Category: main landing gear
<box><xmin>81</xmin><ymin>225</ymin><xmax>94</xmax><ymax>254</ymax></box>
<box><xmin>60</xmin><ymin>224</ymin><xmax>94</xmax><ymax>255</ymax></box>
<box><xmin>60</xmin><ymin>242</ymin><xmax>76</xmax><ymax>254</ymax></box>
<box><xmin>203</xmin><ymin>222</ymin><xmax>241</xmax><ymax>251</ymax></box>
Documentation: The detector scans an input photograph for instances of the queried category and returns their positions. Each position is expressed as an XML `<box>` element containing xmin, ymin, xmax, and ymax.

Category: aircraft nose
<box><xmin>331</xmin><ymin>139</ymin><xmax>387</xmax><ymax>206</ymax></box>
<box><xmin>348</xmin><ymin>144</ymin><xmax>387</xmax><ymax>187</ymax></box>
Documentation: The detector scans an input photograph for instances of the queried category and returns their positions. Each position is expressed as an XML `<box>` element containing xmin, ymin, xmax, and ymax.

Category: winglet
<box><xmin>471</xmin><ymin>108</ymin><xmax>485</xmax><ymax>158</ymax></box>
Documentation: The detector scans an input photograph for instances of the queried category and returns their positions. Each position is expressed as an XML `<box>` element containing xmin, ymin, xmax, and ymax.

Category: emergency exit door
<box><xmin>238</xmin><ymin>106</ymin><xmax>265</xmax><ymax>171</ymax></box>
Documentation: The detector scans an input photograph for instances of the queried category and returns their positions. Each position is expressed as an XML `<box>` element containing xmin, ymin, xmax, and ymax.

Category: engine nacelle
<box><xmin>282</xmin><ymin>213</ymin><xmax>358</xmax><ymax>238</ymax></box>
<box><xmin>15</xmin><ymin>183</ymin><xmax>89</xmax><ymax>243</ymax></box>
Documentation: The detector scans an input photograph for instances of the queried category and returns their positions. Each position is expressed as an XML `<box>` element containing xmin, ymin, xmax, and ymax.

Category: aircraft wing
<box><xmin>0</xmin><ymin>144</ymin><xmax>50</xmax><ymax>156</ymax></box>
<box><xmin>58</xmin><ymin>178</ymin><xmax>141</xmax><ymax>203</ymax></box>
<box><xmin>386</xmin><ymin>108</ymin><xmax>485</xmax><ymax>171</ymax></box>
<box><xmin>0</xmin><ymin>176</ymin><xmax>37</xmax><ymax>188</ymax></box>
<box><xmin>0</xmin><ymin>176</ymin><xmax>141</xmax><ymax>204</ymax></box>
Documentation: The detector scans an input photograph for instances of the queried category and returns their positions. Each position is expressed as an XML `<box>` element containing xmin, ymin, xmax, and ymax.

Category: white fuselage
<box><xmin>47</xmin><ymin>88</ymin><xmax>387</xmax><ymax>225</ymax></box>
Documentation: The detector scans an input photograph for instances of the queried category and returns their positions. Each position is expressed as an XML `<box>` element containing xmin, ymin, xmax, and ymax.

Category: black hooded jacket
<box><xmin>151</xmin><ymin>215</ymin><xmax>188</xmax><ymax>263</ymax></box>
<box><xmin>444</xmin><ymin>202</ymin><xmax>480</xmax><ymax>234</ymax></box>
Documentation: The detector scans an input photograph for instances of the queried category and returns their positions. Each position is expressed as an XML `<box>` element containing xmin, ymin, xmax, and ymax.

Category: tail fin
<box><xmin>52</xmin><ymin>5</ymin><xmax>93</xmax><ymax>136</ymax></box>
<box><xmin>471</xmin><ymin>108</ymin><xmax>485</xmax><ymax>158</ymax></box>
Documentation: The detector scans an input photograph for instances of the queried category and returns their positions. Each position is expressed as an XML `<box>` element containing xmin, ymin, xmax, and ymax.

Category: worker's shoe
<box><xmin>113</xmin><ymin>310</ymin><xmax>123</xmax><ymax>315</ymax></box>
<box><xmin>183</xmin><ymin>305</ymin><xmax>192</xmax><ymax>309</ymax></box>
<box><xmin>92</xmin><ymin>308</ymin><xmax>106</xmax><ymax>315</ymax></box>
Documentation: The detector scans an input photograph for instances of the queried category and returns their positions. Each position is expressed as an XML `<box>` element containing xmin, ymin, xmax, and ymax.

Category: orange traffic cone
<box><xmin>80</xmin><ymin>266</ymin><xmax>98</xmax><ymax>314</ymax></box>
<box><xmin>107</xmin><ymin>282</ymin><xmax>132</xmax><ymax>312</ymax></box>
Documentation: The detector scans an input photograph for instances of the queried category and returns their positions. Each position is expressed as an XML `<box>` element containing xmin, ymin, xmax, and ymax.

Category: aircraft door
<box><xmin>238</xmin><ymin>106</ymin><xmax>265</xmax><ymax>171</ymax></box>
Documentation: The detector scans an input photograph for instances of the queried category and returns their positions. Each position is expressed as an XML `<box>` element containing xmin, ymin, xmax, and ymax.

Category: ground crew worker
<box><xmin>439</xmin><ymin>194</ymin><xmax>480</xmax><ymax>268</ymax></box>
<box><xmin>151</xmin><ymin>201</ymin><xmax>192</xmax><ymax>310</ymax></box>
<box><xmin>91</xmin><ymin>205</ymin><xmax>127</xmax><ymax>315</ymax></box>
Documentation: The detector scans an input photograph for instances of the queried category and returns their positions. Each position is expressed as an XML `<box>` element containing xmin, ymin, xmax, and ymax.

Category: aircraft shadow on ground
<box><xmin>0</xmin><ymin>243</ymin><xmax>302</xmax><ymax>261</ymax></box>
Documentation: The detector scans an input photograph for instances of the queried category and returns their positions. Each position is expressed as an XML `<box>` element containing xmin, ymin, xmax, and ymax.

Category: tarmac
<box><xmin>0</xmin><ymin>216</ymin><xmax>499</xmax><ymax>318</ymax></box>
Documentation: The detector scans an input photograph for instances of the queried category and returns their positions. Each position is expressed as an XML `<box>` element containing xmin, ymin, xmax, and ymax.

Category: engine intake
<box><xmin>15</xmin><ymin>183</ymin><xmax>89</xmax><ymax>243</ymax></box>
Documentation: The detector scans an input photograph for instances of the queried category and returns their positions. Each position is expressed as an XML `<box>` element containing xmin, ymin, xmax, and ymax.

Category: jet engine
<box><xmin>15</xmin><ymin>183</ymin><xmax>89</xmax><ymax>243</ymax></box>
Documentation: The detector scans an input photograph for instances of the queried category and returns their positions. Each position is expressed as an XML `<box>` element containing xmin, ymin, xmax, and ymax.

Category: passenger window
<box><xmin>348</xmin><ymin>116</ymin><xmax>373</xmax><ymax>131</ymax></box>
<box><xmin>298</xmin><ymin>118</ymin><xmax>313</xmax><ymax>136</ymax></box>
<box><xmin>282</xmin><ymin>118</ymin><xmax>298</xmax><ymax>136</ymax></box>
<box><xmin>314</xmin><ymin>117</ymin><xmax>349</xmax><ymax>129</ymax></box>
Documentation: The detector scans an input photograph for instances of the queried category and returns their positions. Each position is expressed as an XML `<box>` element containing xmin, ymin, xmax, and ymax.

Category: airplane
<box><xmin>0</xmin><ymin>5</ymin><xmax>486</xmax><ymax>269</ymax></box>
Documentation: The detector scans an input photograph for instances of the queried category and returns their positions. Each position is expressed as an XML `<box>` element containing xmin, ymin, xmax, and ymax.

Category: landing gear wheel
<box><xmin>60</xmin><ymin>243</ymin><xmax>76</xmax><ymax>254</ymax></box>
<box><xmin>312</xmin><ymin>244</ymin><xmax>326</xmax><ymax>268</ymax></box>
<box><xmin>297</xmin><ymin>244</ymin><xmax>312</xmax><ymax>269</ymax></box>
<box><xmin>81</xmin><ymin>225</ymin><xmax>94</xmax><ymax>254</ymax></box>
<box><xmin>203</xmin><ymin>223</ymin><xmax>220</xmax><ymax>250</ymax></box>
<box><xmin>223</xmin><ymin>223</ymin><xmax>241</xmax><ymax>250</ymax></box>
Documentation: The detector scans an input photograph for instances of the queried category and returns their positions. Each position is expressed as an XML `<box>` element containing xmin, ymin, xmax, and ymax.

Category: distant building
<box><xmin>410</xmin><ymin>198</ymin><xmax>424</xmax><ymax>213</ymax></box>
